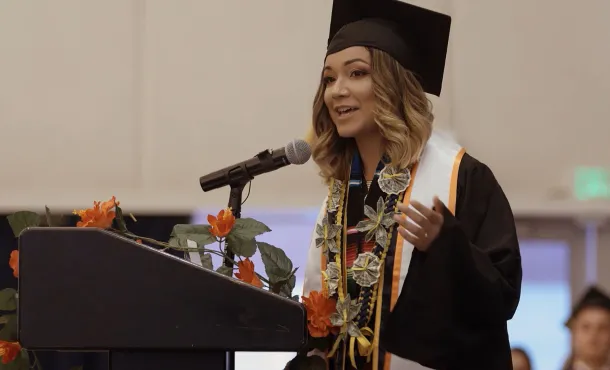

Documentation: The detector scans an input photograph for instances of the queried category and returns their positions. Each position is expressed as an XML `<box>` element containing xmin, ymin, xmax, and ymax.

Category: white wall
<box><xmin>1</xmin><ymin>0</ymin><xmax>609</xmax><ymax>216</ymax></box>
<box><xmin>450</xmin><ymin>0</ymin><xmax>610</xmax><ymax>217</ymax></box>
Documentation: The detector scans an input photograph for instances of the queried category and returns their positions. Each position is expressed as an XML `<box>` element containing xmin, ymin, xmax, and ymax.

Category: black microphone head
<box><xmin>285</xmin><ymin>139</ymin><xmax>311</xmax><ymax>165</ymax></box>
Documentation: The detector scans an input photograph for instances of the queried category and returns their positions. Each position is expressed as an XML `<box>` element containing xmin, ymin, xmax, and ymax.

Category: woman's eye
<box><xmin>323</xmin><ymin>76</ymin><xmax>336</xmax><ymax>84</ymax></box>
<box><xmin>351</xmin><ymin>70</ymin><xmax>368</xmax><ymax>77</ymax></box>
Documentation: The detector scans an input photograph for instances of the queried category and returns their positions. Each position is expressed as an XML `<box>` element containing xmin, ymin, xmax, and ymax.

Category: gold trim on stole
<box><xmin>448</xmin><ymin>148</ymin><xmax>466</xmax><ymax>215</ymax></box>
<box><xmin>378</xmin><ymin>163</ymin><xmax>419</xmax><ymax>370</ymax></box>
<box><xmin>379</xmin><ymin>148</ymin><xmax>465</xmax><ymax>370</ymax></box>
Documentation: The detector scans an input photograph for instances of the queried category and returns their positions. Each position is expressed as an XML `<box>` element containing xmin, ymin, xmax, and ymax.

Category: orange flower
<box><xmin>135</xmin><ymin>239</ymin><xmax>142</xmax><ymax>244</ymax></box>
<box><xmin>207</xmin><ymin>208</ymin><xmax>235</xmax><ymax>238</ymax></box>
<box><xmin>0</xmin><ymin>341</ymin><xmax>21</xmax><ymax>364</ymax></box>
<box><xmin>8</xmin><ymin>251</ymin><xmax>18</xmax><ymax>278</ymax></box>
<box><xmin>302</xmin><ymin>290</ymin><xmax>337</xmax><ymax>337</ymax></box>
<box><xmin>235</xmin><ymin>258</ymin><xmax>263</xmax><ymax>288</ymax></box>
<box><xmin>73</xmin><ymin>196</ymin><xmax>119</xmax><ymax>229</ymax></box>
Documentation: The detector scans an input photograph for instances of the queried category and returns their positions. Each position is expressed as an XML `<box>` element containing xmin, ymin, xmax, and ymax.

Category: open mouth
<box><xmin>336</xmin><ymin>107</ymin><xmax>359</xmax><ymax>117</ymax></box>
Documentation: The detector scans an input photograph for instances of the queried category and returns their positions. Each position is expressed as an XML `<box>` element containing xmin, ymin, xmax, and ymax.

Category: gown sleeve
<box><xmin>380</xmin><ymin>153</ymin><xmax>523</xmax><ymax>369</ymax></box>
<box><xmin>438</xmin><ymin>153</ymin><xmax>522</xmax><ymax>323</ymax></box>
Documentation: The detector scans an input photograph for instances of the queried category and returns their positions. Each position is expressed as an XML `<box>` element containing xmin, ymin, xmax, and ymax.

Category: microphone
<box><xmin>199</xmin><ymin>139</ymin><xmax>312</xmax><ymax>192</ymax></box>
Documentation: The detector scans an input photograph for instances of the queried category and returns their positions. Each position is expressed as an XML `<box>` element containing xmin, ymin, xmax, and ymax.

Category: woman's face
<box><xmin>322</xmin><ymin>46</ymin><xmax>377</xmax><ymax>139</ymax></box>
<box><xmin>572</xmin><ymin>307</ymin><xmax>610</xmax><ymax>363</ymax></box>
<box><xmin>511</xmin><ymin>350</ymin><xmax>530</xmax><ymax>370</ymax></box>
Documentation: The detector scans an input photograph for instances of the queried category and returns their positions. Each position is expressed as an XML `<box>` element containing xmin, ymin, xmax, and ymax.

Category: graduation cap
<box><xmin>326</xmin><ymin>0</ymin><xmax>451</xmax><ymax>96</ymax></box>
<box><xmin>565</xmin><ymin>286</ymin><xmax>610</xmax><ymax>327</ymax></box>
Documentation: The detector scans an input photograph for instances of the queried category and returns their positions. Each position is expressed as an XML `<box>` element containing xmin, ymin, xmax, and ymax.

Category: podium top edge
<box><xmin>17</xmin><ymin>227</ymin><xmax>305</xmax><ymax>308</ymax></box>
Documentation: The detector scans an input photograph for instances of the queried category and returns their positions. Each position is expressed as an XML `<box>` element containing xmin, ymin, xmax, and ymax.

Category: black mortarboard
<box><xmin>326</xmin><ymin>0</ymin><xmax>451</xmax><ymax>96</ymax></box>
<box><xmin>565</xmin><ymin>286</ymin><xmax>610</xmax><ymax>327</ymax></box>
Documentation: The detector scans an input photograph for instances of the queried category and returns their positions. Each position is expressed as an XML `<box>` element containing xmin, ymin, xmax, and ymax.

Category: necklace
<box><xmin>316</xmin><ymin>163</ymin><xmax>413</xmax><ymax>367</ymax></box>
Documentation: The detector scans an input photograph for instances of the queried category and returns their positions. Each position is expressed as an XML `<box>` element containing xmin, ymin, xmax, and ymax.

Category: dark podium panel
<box><xmin>18</xmin><ymin>227</ymin><xmax>307</xmax><ymax>370</ymax></box>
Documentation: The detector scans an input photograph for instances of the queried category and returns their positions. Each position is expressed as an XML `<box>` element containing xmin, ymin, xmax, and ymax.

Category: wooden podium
<box><xmin>17</xmin><ymin>228</ymin><xmax>307</xmax><ymax>370</ymax></box>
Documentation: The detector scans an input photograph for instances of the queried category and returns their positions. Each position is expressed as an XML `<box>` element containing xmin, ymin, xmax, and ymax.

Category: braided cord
<box><xmin>355</xmin><ymin>192</ymin><xmax>401</xmax><ymax>327</ymax></box>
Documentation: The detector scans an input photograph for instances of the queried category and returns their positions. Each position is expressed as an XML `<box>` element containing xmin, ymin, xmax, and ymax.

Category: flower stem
<box><xmin>111</xmin><ymin>229</ymin><xmax>226</xmax><ymax>258</ymax></box>
<box><xmin>30</xmin><ymin>350</ymin><xmax>42</xmax><ymax>370</ymax></box>
<box><xmin>109</xmin><ymin>229</ymin><xmax>272</xmax><ymax>286</ymax></box>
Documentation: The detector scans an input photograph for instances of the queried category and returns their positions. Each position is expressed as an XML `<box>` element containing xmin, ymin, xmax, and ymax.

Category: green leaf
<box><xmin>216</xmin><ymin>265</ymin><xmax>233</xmax><ymax>278</ymax></box>
<box><xmin>42</xmin><ymin>207</ymin><xmax>64</xmax><ymax>227</ymax></box>
<box><xmin>257</xmin><ymin>242</ymin><xmax>293</xmax><ymax>283</ymax></box>
<box><xmin>44</xmin><ymin>206</ymin><xmax>53</xmax><ymax>227</ymax></box>
<box><xmin>226</xmin><ymin>235</ymin><xmax>257</xmax><ymax>258</ymax></box>
<box><xmin>200</xmin><ymin>253</ymin><xmax>213</xmax><ymax>270</ymax></box>
<box><xmin>114</xmin><ymin>206</ymin><xmax>128</xmax><ymax>233</ymax></box>
<box><xmin>229</xmin><ymin>218</ymin><xmax>271</xmax><ymax>240</ymax></box>
<box><xmin>0</xmin><ymin>314</ymin><xmax>18</xmax><ymax>341</ymax></box>
<box><xmin>172</xmin><ymin>224</ymin><xmax>216</xmax><ymax>248</ymax></box>
<box><xmin>259</xmin><ymin>243</ymin><xmax>296</xmax><ymax>297</ymax></box>
<box><xmin>0</xmin><ymin>348</ymin><xmax>31</xmax><ymax>370</ymax></box>
<box><xmin>7</xmin><ymin>211</ymin><xmax>40</xmax><ymax>238</ymax></box>
<box><xmin>280</xmin><ymin>274</ymin><xmax>297</xmax><ymax>298</ymax></box>
<box><xmin>168</xmin><ymin>236</ymin><xmax>182</xmax><ymax>249</ymax></box>
<box><xmin>0</xmin><ymin>289</ymin><xmax>17</xmax><ymax>311</ymax></box>
<box><xmin>270</xmin><ymin>273</ymin><xmax>297</xmax><ymax>297</ymax></box>
<box><xmin>19</xmin><ymin>350</ymin><xmax>32</xmax><ymax>368</ymax></box>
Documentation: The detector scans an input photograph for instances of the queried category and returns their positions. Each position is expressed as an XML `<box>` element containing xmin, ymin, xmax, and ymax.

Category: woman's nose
<box><xmin>331</xmin><ymin>79</ymin><xmax>349</xmax><ymax>99</ymax></box>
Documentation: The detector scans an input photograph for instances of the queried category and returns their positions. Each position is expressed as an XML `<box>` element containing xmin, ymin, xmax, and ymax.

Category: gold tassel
<box><xmin>348</xmin><ymin>327</ymin><xmax>375</xmax><ymax>368</ymax></box>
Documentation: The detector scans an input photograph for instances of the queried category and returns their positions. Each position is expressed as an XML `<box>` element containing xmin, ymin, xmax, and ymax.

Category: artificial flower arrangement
<box><xmin>0</xmin><ymin>196</ymin><xmax>303</xmax><ymax>369</ymax></box>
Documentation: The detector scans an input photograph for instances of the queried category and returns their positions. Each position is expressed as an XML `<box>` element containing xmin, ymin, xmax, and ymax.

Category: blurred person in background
<box><xmin>290</xmin><ymin>0</ymin><xmax>523</xmax><ymax>369</ymax></box>
<box><xmin>511</xmin><ymin>347</ymin><xmax>533</xmax><ymax>370</ymax></box>
<box><xmin>562</xmin><ymin>286</ymin><xmax>610</xmax><ymax>370</ymax></box>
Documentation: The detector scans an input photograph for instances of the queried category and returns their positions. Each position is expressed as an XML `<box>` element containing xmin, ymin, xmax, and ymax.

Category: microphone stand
<box><xmin>222</xmin><ymin>148</ymin><xmax>274</xmax><ymax>270</ymax></box>
<box><xmin>222</xmin><ymin>150</ymin><xmax>273</xmax><ymax>370</ymax></box>
<box><xmin>223</xmin><ymin>180</ymin><xmax>248</xmax><ymax>370</ymax></box>
<box><xmin>225</xmin><ymin>181</ymin><xmax>247</xmax><ymax>268</ymax></box>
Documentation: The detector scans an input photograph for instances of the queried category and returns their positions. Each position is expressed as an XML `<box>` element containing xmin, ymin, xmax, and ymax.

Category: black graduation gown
<box><xmin>380</xmin><ymin>153</ymin><xmax>523</xmax><ymax>370</ymax></box>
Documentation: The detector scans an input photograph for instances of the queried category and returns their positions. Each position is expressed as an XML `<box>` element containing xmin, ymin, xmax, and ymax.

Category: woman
<box><xmin>562</xmin><ymin>286</ymin><xmax>610</xmax><ymax>370</ymax></box>
<box><xmin>511</xmin><ymin>347</ymin><xmax>533</xmax><ymax>370</ymax></box>
<box><xmin>292</xmin><ymin>0</ymin><xmax>523</xmax><ymax>369</ymax></box>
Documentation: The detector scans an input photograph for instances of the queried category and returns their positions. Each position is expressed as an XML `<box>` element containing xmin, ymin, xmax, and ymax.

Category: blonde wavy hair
<box><xmin>310</xmin><ymin>47</ymin><xmax>434</xmax><ymax>183</ymax></box>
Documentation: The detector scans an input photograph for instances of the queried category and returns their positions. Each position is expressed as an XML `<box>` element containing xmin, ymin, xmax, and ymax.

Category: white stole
<box><xmin>302</xmin><ymin>131</ymin><xmax>465</xmax><ymax>370</ymax></box>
